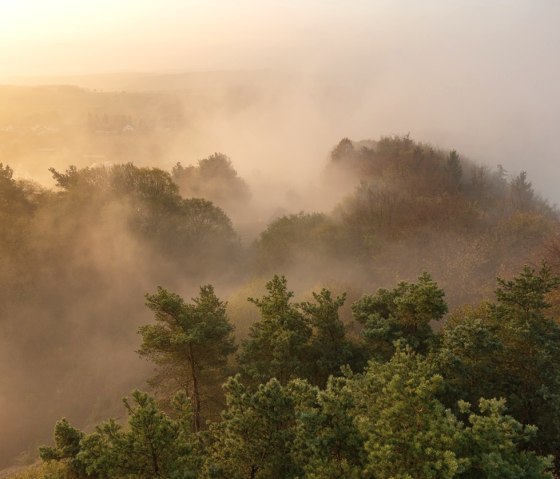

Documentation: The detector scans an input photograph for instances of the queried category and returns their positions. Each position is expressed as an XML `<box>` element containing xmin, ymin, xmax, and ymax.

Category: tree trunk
<box><xmin>188</xmin><ymin>345</ymin><xmax>202</xmax><ymax>432</ymax></box>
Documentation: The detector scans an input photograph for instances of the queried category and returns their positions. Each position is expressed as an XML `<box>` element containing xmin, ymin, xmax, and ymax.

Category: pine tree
<box><xmin>238</xmin><ymin>275</ymin><xmax>311</xmax><ymax>385</ymax></box>
<box><xmin>352</xmin><ymin>272</ymin><xmax>447</xmax><ymax>359</ymax></box>
<box><xmin>138</xmin><ymin>285</ymin><xmax>236</xmax><ymax>431</ymax></box>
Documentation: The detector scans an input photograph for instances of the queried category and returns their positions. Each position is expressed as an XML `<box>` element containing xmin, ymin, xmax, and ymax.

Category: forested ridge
<box><xmin>2</xmin><ymin>135</ymin><xmax>560</xmax><ymax>478</ymax></box>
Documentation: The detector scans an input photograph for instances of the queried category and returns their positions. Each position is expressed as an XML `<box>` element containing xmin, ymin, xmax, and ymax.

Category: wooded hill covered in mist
<box><xmin>2</xmin><ymin>135</ymin><xmax>560</xmax><ymax>478</ymax></box>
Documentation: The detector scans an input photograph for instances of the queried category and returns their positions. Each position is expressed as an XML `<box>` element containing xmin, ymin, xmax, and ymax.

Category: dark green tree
<box><xmin>238</xmin><ymin>275</ymin><xmax>311</xmax><ymax>385</ymax></box>
<box><xmin>300</xmin><ymin>289</ymin><xmax>365</xmax><ymax>386</ymax></box>
<box><xmin>349</xmin><ymin>346</ymin><xmax>552</xmax><ymax>479</ymax></box>
<box><xmin>458</xmin><ymin>398</ymin><xmax>553</xmax><ymax>479</ymax></box>
<box><xmin>291</xmin><ymin>376</ymin><xmax>366</xmax><ymax>478</ymax></box>
<box><xmin>437</xmin><ymin>264</ymin><xmax>560</xmax><ymax>464</ymax></box>
<box><xmin>138</xmin><ymin>285</ymin><xmax>236</xmax><ymax>431</ymax></box>
<box><xmin>48</xmin><ymin>163</ymin><xmax>238</xmax><ymax>276</ymax></box>
<box><xmin>39</xmin><ymin>418</ymin><xmax>88</xmax><ymax>478</ymax></box>
<box><xmin>202</xmin><ymin>376</ymin><xmax>298</xmax><ymax>479</ymax></box>
<box><xmin>78</xmin><ymin>391</ymin><xmax>200</xmax><ymax>479</ymax></box>
<box><xmin>495</xmin><ymin>263</ymin><xmax>560</xmax><ymax>316</ymax></box>
<box><xmin>352</xmin><ymin>272</ymin><xmax>447</xmax><ymax>360</ymax></box>
<box><xmin>255</xmin><ymin>213</ymin><xmax>347</xmax><ymax>272</ymax></box>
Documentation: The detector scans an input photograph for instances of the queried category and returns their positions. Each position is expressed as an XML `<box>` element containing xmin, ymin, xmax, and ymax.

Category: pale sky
<box><xmin>1</xmin><ymin>1</ymin><xmax>555</xmax><ymax>77</ymax></box>
<box><xmin>1</xmin><ymin>0</ymin><xmax>559</xmax><ymax>201</ymax></box>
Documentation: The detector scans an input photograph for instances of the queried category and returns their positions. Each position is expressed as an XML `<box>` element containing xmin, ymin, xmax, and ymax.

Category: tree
<box><xmin>291</xmin><ymin>376</ymin><xmax>366</xmax><ymax>478</ymax></box>
<box><xmin>510</xmin><ymin>171</ymin><xmax>534</xmax><ymax>211</ymax></box>
<box><xmin>348</xmin><ymin>346</ymin><xmax>552</xmax><ymax>479</ymax></box>
<box><xmin>255</xmin><ymin>213</ymin><xmax>346</xmax><ymax>272</ymax></box>
<box><xmin>458</xmin><ymin>398</ymin><xmax>553</xmax><ymax>479</ymax></box>
<box><xmin>172</xmin><ymin>153</ymin><xmax>250</xmax><ymax>215</ymax></box>
<box><xmin>437</xmin><ymin>264</ymin><xmax>560</xmax><ymax>465</ymax></box>
<box><xmin>495</xmin><ymin>263</ymin><xmax>560</xmax><ymax>316</ymax></box>
<box><xmin>238</xmin><ymin>275</ymin><xmax>311</xmax><ymax>385</ymax></box>
<box><xmin>48</xmin><ymin>163</ymin><xmax>239</xmax><ymax>276</ymax></box>
<box><xmin>330</xmin><ymin>138</ymin><xmax>354</xmax><ymax>162</ymax></box>
<box><xmin>78</xmin><ymin>391</ymin><xmax>200</xmax><ymax>479</ymax></box>
<box><xmin>138</xmin><ymin>285</ymin><xmax>236</xmax><ymax>431</ymax></box>
<box><xmin>39</xmin><ymin>418</ymin><xmax>88</xmax><ymax>479</ymax></box>
<box><xmin>447</xmin><ymin>150</ymin><xmax>463</xmax><ymax>188</ymax></box>
<box><xmin>352</xmin><ymin>272</ymin><xmax>447</xmax><ymax>360</ymax></box>
<box><xmin>202</xmin><ymin>376</ymin><xmax>298</xmax><ymax>479</ymax></box>
<box><xmin>0</xmin><ymin>163</ymin><xmax>32</xmax><ymax>214</ymax></box>
<box><xmin>351</xmin><ymin>346</ymin><xmax>465</xmax><ymax>479</ymax></box>
<box><xmin>300</xmin><ymin>289</ymin><xmax>365</xmax><ymax>386</ymax></box>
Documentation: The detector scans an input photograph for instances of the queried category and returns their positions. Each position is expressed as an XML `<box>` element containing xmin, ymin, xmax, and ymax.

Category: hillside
<box><xmin>1</xmin><ymin>133</ymin><xmax>558</xmax><ymax>475</ymax></box>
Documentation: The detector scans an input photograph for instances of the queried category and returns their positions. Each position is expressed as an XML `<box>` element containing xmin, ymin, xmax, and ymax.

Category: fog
<box><xmin>1</xmin><ymin>0</ymin><xmax>560</xmax><ymax>471</ymax></box>
<box><xmin>1</xmin><ymin>1</ymin><xmax>559</xmax><ymax>201</ymax></box>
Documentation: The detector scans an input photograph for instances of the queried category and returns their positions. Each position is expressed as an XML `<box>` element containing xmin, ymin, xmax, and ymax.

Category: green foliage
<box><xmin>138</xmin><ymin>285</ymin><xmax>236</xmax><ymax>430</ymax></box>
<box><xmin>346</xmin><ymin>347</ymin><xmax>552</xmax><ymax>479</ymax></box>
<box><xmin>238</xmin><ymin>275</ymin><xmax>311</xmax><ymax>385</ymax></box>
<box><xmin>438</xmin><ymin>264</ymin><xmax>560</xmax><ymax>466</ymax></box>
<box><xmin>458</xmin><ymin>398</ymin><xmax>553</xmax><ymax>479</ymax></box>
<box><xmin>495</xmin><ymin>263</ymin><xmax>560</xmax><ymax>316</ymax></box>
<box><xmin>202</xmin><ymin>375</ymin><xmax>297</xmax><ymax>479</ymax></box>
<box><xmin>39</xmin><ymin>391</ymin><xmax>200</xmax><ymax>479</ymax></box>
<box><xmin>6</xmin><ymin>133</ymin><xmax>560</xmax><ymax>475</ymax></box>
<box><xmin>291</xmin><ymin>376</ymin><xmax>366</xmax><ymax>478</ymax></box>
<box><xmin>352</xmin><ymin>272</ymin><xmax>447</xmax><ymax>359</ymax></box>
<box><xmin>41</xmin><ymin>290</ymin><xmax>555</xmax><ymax>479</ymax></box>
<box><xmin>239</xmin><ymin>275</ymin><xmax>363</xmax><ymax>386</ymax></box>
<box><xmin>294</xmin><ymin>346</ymin><xmax>553</xmax><ymax>479</ymax></box>
<box><xmin>300</xmin><ymin>289</ymin><xmax>366</xmax><ymax>386</ymax></box>
<box><xmin>78</xmin><ymin>391</ymin><xmax>200</xmax><ymax>479</ymax></box>
<box><xmin>39</xmin><ymin>419</ymin><xmax>87</xmax><ymax>478</ymax></box>
<box><xmin>351</xmin><ymin>347</ymin><xmax>465</xmax><ymax>479</ymax></box>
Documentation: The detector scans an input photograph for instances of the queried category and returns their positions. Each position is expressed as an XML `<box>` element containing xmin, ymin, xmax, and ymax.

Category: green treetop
<box><xmin>352</xmin><ymin>272</ymin><xmax>447</xmax><ymax>360</ymax></box>
<box><xmin>138</xmin><ymin>285</ymin><xmax>236</xmax><ymax>431</ymax></box>
<box><xmin>238</xmin><ymin>275</ymin><xmax>311</xmax><ymax>385</ymax></box>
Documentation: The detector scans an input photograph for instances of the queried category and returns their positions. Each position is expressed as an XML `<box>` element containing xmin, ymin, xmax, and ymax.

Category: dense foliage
<box><xmin>2</xmin><ymin>134</ymin><xmax>560</xmax><ymax>477</ymax></box>
<box><xmin>37</xmin><ymin>266</ymin><xmax>560</xmax><ymax>478</ymax></box>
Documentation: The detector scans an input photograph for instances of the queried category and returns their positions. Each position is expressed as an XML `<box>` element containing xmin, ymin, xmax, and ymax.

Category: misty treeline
<box><xmin>1</xmin><ymin>135</ymin><xmax>560</xmax><ymax>473</ymax></box>
<box><xmin>36</xmin><ymin>265</ymin><xmax>560</xmax><ymax>478</ymax></box>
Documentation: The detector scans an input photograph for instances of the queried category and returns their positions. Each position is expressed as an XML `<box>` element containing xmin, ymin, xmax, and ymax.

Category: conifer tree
<box><xmin>352</xmin><ymin>272</ymin><xmax>447</xmax><ymax>359</ymax></box>
<box><xmin>203</xmin><ymin>376</ymin><xmax>298</xmax><ymax>479</ymax></box>
<box><xmin>138</xmin><ymin>285</ymin><xmax>236</xmax><ymax>431</ymax></box>
<box><xmin>238</xmin><ymin>275</ymin><xmax>311</xmax><ymax>384</ymax></box>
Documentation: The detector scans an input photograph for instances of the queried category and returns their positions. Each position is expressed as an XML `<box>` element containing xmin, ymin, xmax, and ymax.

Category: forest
<box><xmin>2</xmin><ymin>129</ymin><xmax>560</xmax><ymax>478</ymax></box>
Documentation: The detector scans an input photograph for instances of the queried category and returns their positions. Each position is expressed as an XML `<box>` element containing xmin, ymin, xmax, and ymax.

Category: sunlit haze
<box><xmin>1</xmin><ymin>1</ymin><xmax>559</xmax><ymax>201</ymax></box>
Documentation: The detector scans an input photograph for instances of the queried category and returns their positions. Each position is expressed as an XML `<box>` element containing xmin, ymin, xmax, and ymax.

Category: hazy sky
<box><xmin>1</xmin><ymin>0</ymin><xmax>559</xmax><ymax>201</ymax></box>
<box><xmin>1</xmin><ymin>1</ymin><xmax>557</xmax><ymax>77</ymax></box>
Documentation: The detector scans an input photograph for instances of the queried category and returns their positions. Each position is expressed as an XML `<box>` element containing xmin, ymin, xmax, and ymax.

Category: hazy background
<box><xmin>0</xmin><ymin>0</ymin><xmax>559</xmax><ymax>202</ymax></box>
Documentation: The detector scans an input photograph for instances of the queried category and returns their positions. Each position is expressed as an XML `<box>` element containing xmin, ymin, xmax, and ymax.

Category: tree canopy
<box><xmin>138</xmin><ymin>285</ymin><xmax>236</xmax><ymax>431</ymax></box>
